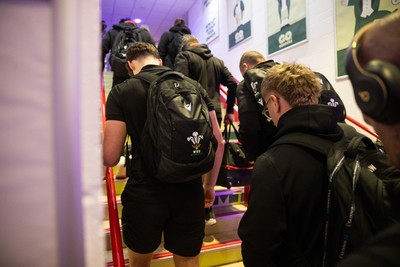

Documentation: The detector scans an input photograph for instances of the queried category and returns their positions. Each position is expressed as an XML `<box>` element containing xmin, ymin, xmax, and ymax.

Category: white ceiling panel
<box><xmin>101</xmin><ymin>0</ymin><xmax>197</xmax><ymax>43</ymax></box>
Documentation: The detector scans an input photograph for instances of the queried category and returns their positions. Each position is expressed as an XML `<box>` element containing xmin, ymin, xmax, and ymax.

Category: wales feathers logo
<box><xmin>187</xmin><ymin>131</ymin><xmax>203</xmax><ymax>156</ymax></box>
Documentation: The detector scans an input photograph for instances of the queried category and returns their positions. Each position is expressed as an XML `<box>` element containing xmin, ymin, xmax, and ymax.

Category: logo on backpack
<box><xmin>136</xmin><ymin>71</ymin><xmax>217</xmax><ymax>183</ymax></box>
<box><xmin>187</xmin><ymin>131</ymin><xmax>204</xmax><ymax>155</ymax></box>
<box><xmin>327</xmin><ymin>98</ymin><xmax>339</xmax><ymax>107</ymax></box>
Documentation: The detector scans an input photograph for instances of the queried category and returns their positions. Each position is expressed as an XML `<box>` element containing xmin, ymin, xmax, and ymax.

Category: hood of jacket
<box><xmin>183</xmin><ymin>44</ymin><xmax>213</xmax><ymax>60</ymax></box>
<box><xmin>255</xmin><ymin>60</ymin><xmax>278</xmax><ymax>70</ymax></box>
<box><xmin>113</xmin><ymin>22</ymin><xmax>137</xmax><ymax>31</ymax></box>
<box><xmin>169</xmin><ymin>25</ymin><xmax>191</xmax><ymax>34</ymax></box>
<box><xmin>275</xmin><ymin>104</ymin><xmax>343</xmax><ymax>142</ymax></box>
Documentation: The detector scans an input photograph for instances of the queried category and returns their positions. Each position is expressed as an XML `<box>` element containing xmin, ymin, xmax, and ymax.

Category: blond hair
<box><xmin>261</xmin><ymin>63</ymin><xmax>321</xmax><ymax>107</ymax></box>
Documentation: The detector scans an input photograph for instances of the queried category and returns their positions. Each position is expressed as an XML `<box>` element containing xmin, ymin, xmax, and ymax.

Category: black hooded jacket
<box><xmin>237</xmin><ymin>60</ymin><xmax>278</xmax><ymax>161</ymax></box>
<box><xmin>238</xmin><ymin>104</ymin><xmax>343</xmax><ymax>267</ymax></box>
<box><xmin>158</xmin><ymin>25</ymin><xmax>191</xmax><ymax>69</ymax></box>
<box><xmin>175</xmin><ymin>44</ymin><xmax>237</xmax><ymax>121</ymax></box>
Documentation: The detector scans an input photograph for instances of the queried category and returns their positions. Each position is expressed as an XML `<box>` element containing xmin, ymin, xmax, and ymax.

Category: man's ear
<box><xmin>240</xmin><ymin>63</ymin><xmax>248</xmax><ymax>76</ymax></box>
<box><xmin>158</xmin><ymin>58</ymin><xmax>162</xmax><ymax>66</ymax></box>
<box><xmin>270</xmin><ymin>95</ymin><xmax>281</xmax><ymax>113</ymax></box>
<box><xmin>127</xmin><ymin>60</ymin><xmax>135</xmax><ymax>72</ymax></box>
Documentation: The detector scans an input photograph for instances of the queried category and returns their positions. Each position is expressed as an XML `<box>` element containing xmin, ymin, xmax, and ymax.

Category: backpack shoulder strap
<box><xmin>339</xmin><ymin>123</ymin><xmax>377</xmax><ymax>157</ymax></box>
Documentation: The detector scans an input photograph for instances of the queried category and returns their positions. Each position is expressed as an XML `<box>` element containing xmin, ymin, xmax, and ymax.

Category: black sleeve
<box><xmin>101</xmin><ymin>30</ymin><xmax>114</xmax><ymax>71</ymax></box>
<box><xmin>220</xmin><ymin>65</ymin><xmax>237</xmax><ymax>114</ymax></box>
<box><xmin>105</xmin><ymin>85</ymin><xmax>125</xmax><ymax>122</ymax></box>
<box><xmin>158</xmin><ymin>32</ymin><xmax>170</xmax><ymax>62</ymax></box>
<box><xmin>237</xmin><ymin>81</ymin><xmax>263</xmax><ymax>161</ymax></box>
<box><xmin>200</xmin><ymin>84</ymin><xmax>215</xmax><ymax>112</ymax></box>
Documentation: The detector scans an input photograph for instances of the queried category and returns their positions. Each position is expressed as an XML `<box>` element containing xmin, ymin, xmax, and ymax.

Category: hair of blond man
<box><xmin>181</xmin><ymin>34</ymin><xmax>199</xmax><ymax>48</ymax></box>
<box><xmin>261</xmin><ymin>63</ymin><xmax>322</xmax><ymax>107</ymax></box>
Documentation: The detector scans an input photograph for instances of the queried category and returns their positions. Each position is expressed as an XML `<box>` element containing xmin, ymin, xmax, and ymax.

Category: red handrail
<box><xmin>101</xmin><ymin>79</ymin><xmax>125</xmax><ymax>267</ymax></box>
<box><xmin>345</xmin><ymin>115</ymin><xmax>378</xmax><ymax>138</ymax></box>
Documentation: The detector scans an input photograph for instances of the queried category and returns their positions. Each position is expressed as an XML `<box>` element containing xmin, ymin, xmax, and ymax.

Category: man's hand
<box><xmin>224</xmin><ymin>113</ymin><xmax>235</xmax><ymax>125</ymax></box>
<box><xmin>203</xmin><ymin>185</ymin><xmax>215</xmax><ymax>208</ymax></box>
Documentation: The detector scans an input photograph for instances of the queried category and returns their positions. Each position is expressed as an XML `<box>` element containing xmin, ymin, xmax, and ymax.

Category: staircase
<box><xmin>104</xmin><ymin>178</ymin><xmax>246</xmax><ymax>266</ymax></box>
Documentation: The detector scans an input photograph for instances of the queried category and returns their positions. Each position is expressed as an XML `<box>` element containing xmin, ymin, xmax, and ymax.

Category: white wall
<box><xmin>188</xmin><ymin>0</ymin><xmax>376</xmax><ymax>139</ymax></box>
<box><xmin>0</xmin><ymin>0</ymin><xmax>104</xmax><ymax>266</ymax></box>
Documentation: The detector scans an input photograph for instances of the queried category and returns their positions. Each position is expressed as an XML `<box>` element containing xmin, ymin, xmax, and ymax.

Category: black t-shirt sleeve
<box><xmin>105</xmin><ymin>86</ymin><xmax>125</xmax><ymax>122</ymax></box>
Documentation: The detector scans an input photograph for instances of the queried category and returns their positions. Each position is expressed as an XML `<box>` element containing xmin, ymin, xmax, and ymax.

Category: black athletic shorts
<box><xmin>121</xmin><ymin>178</ymin><xmax>205</xmax><ymax>256</ymax></box>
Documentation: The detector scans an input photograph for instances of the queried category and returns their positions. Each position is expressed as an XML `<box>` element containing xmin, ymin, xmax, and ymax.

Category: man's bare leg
<box><xmin>127</xmin><ymin>248</ymin><xmax>153</xmax><ymax>267</ymax></box>
<box><xmin>173</xmin><ymin>254</ymin><xmax>200</xmax><ymax>267</ymax></box>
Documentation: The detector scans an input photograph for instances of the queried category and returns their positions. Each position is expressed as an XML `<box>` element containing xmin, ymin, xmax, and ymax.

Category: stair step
<box><xmin>106</xmin><ymin>230</ymin><xmax>242</xmax><ymax>267</ymax></box>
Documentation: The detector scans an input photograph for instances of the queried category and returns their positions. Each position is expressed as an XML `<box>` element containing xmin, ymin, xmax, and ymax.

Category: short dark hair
<box><xmin>126</xmin><ymin>42</ymin><xmax>159</xmax><ymax>62</ymax></box>
<box><xmin>174</xmin><ymin>18</ymin><xmax>186</xmax><ymax>27</ymax></box>
<box><xmin>119</xmin><ymin>17</ymin><xmax>131</xmax><ymax>23</ymax></box>
<box><xmin>239</xmin><ymin>51</ymin><xmax>265</xmax><ymax>73</ymax></box>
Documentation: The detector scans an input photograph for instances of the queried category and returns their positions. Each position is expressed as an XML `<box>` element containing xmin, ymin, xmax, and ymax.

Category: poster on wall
<box><xmin>227</xmin><ymin>0</ymin><xmax>252</xmax><ymax>49</ymax></box>
<box><xmin>335</xmin><ymin>0</ymin><xmax>398</xmax><ymax>78</ymax></box>
<box><xmin>204</xmin><ymin>0</ymin><xmax>220</xmax><ymax>44</ymax></box>
<box><xmin>266</xmin><ymin>0</ymin><xmax>307</xmax><ymax>55</ymax></box>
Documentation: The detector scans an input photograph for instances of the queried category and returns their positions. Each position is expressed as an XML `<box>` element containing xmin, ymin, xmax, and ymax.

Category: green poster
<box><xmin>267</xmin><ymin>0</ymin><xmax>307</xmax><ymax>55</ymax></box>
<box><xmin>335</xmin><ymin>0</ymin><xmax>398</xmax><ymax>78</ymax></box>
<box><xmin>227</xmin><ymin>0</ymin><xmax>252</xmax><ymax>49</ymax></box>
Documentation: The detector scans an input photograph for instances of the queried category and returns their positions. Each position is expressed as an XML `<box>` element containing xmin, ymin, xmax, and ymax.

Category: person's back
<box><xmin>101</xmin><ymin>18</ymin><xmax>155</xmax><ymax>88</ymax></box>
<box><xmin>337</xmin><ymin>12</ymin><xmax>400</xmax><ymax>267</ymax></box>
<box><xmin>103</xmin><ymin>42</ymin><xmax>224</xmax><ymax>267</ymax></box>
<box><xmin>158</xmin><ymin>18</ymin><xmax>191</xmax><ymax>69</ymax></box>
<box><xmin>238</xmin><ymin>63</ymin><xmax>343</xmax><ymax>266</ymax></box>
<box><xmin>175</xmin><ymin>34</ymin><xmax>237</xmax><ymax>125</ymax></box>
<box><xmin>237</xmin><ymin>51</ymin><xmax>278</xmax><ymax>162</ymax></box>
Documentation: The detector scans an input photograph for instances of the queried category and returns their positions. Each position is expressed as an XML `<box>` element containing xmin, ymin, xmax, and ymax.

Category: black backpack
<box><xmin>110</xmin><ymin>27</ymin><xmax>143</xmax><ymax>76</ymax></box>
<box><xmin>315</xmin><ymin>72</ymin><xmax>347</xmax><ymax>122</ymax></box>
<box><xmin>135</xmin><ymin>71</ymin><xmax>217</xmax><ymax>183</ymax></box>
<box><xmin>239</xmin><ymin>62</ymin><xmax>279</xmax><ymax>158</ymax></box>
<box><xmin>243</xmin><ymin>61</ymin><xmax>278</xmax><ymax>116</ymax></box>
<box><xmin>271</xmin><ymin>123</ymin><xmax>400</xmax><ymax>266</ymax></box>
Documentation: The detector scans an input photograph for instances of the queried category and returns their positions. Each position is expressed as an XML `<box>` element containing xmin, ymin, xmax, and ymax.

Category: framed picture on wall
<box><xmin>266</xmin><ymin>0</ymin><xmax>307</xmax><ymax>55</ymax></box>
<box><xmin>204</xmin><ymin>0</ymin><xmax>220</xmax><ymax>44</ymax></box>
<box><xmin>334</xmin><ymin>0</ymin><xmax>398</xmax><ymax>78</ymax></box>
<box><xmin>227</xmin><ymin>0</ymin><xmax>252</xmax><ymax>49</ymax></box>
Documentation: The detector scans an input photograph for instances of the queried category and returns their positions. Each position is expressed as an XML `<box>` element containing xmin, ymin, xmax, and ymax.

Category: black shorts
<box><xmin>121</xmin><ymin>178</ymin><xmax>205</xmax><ymax>256</ymax></box>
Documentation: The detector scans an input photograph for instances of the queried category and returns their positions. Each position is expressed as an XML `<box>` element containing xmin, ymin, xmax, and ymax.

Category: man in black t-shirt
<box><xmin>103</xmin><ymin>42</ymin><xmax>223</xmax><ymax>266</ymax></box>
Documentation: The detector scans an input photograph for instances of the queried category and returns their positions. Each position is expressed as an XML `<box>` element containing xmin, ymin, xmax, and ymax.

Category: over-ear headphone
<box><xmin>345</xmin><ymin>21</ymin><xmax>400</xmax><ymax>124</ymax></box>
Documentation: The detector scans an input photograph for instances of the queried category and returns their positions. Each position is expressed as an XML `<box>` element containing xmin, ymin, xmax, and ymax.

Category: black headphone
<box><xmin>345</xmin><ymin>21</ymin><xmax>400</xmax><ymax>124</ymax></box>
